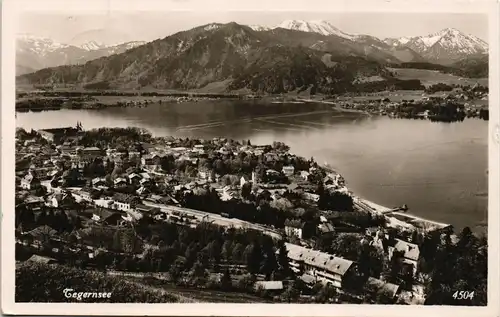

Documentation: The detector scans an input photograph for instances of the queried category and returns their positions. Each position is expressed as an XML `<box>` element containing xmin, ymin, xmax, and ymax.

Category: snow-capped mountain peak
<box><xmin>16</xmin><ymin>34</ymin><xmax>149</xmax><ymax>76</ymax></box>
<box><xmin>383</xmin><ymin>28</ymin><xmax>488</xmax><ymax>62</ymax></box>
<box><xmin>80</xmin><ymin>40</ymin><xmax>107</xmax><ymax>51</ymax></box>
<box><xmin>16</xmin><ymin>33</ymin><xmax>71</xmax><ymax>55</ymax></box>
<box><xmin>106</xmin><ymin>41</ymin><xmax>147</xmax><ymax>54</ymax></box>
<box><xmin>248</xmin><ymin>25</ymin><xmax>271</xmax><ymax>32</ymax></box>
<box><xmin>386</xmin><ymin>28</ymin><xmax>487</xmax><ymax>51</ymax></box>
<box><xmin>272</xmin><ymin>19</ymin><xmax>355</xmax><ymax>40</ymax></box>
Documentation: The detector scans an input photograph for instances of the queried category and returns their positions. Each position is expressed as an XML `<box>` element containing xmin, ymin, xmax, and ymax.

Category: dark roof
<box><xmin>94</xmin><ymin>209</ymin><xmax>119</xmax><ymax>221</ymax></box>
<box><xmin>26</xmin><ymin>225</ymin><xmax>58</xmax><ymax>239</ymax></box>
<box><xmin>79</xmin><ymin>190</ymin><xmax>92</xmax><ymax>197</ymax></box>
<box><xmin>135</xmin><ymin>204</ymin><xmax>160</xmax><ymax>214</ymax></box>
<box><xmin>285</xmin><ymin>219</ymin><xmax>304</xmax><ymax>229</ymax></box>
<box><xmin>113</xmin><ymin>193</ymin><xmax>139</xmax><ymax>204</ymax></box>
<box><xmin>391</xmin><ymin>239</ymin><xmax>420</xmax><ymax>261</ymax></box>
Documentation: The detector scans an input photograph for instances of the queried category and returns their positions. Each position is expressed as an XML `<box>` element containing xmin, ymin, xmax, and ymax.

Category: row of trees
<box><xmin>29</xmin><ymin>221</ymin><xmax>292</xmax><ymax>283</ymax></box>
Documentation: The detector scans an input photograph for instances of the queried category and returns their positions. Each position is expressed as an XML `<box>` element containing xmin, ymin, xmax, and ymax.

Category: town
<box><xmin>336</xmin><ymin>83</ymin><xmax>489</xmax><ymax>121</ymax></box>
<box><xmin>15</xmin><ymin>124</ymin><xmax>487</xmax><ymax>304</ymax></box>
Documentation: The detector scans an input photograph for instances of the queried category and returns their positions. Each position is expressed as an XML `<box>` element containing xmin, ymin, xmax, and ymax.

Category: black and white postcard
<box><xmin>1</xmin><ymin>0</ymin><xmax>499</xmax><ymax>316</ymax></box>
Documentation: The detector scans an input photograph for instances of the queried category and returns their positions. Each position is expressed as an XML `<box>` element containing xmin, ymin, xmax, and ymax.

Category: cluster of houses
<box><xmin>16</xmin><ymin>126</ymin><xmax>429</xmax><ymax>303</ymax></box>
<box><xmin>338</xmin><ymin>87</ymin><xmax>488</xmax><ymax>119</ymax></box>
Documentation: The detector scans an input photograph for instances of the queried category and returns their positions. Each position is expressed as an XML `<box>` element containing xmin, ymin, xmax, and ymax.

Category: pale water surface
<box><xmin>16</xmin><ymin>100</ymin><xmax>488</xmax><ymax>232</ymax></box>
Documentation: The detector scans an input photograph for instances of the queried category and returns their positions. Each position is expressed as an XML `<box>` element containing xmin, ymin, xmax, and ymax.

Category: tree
<box><xmin>241</xmin><ymin>182</ymin><xmax>252</xmax><ymax>200</ymax></box>
<box><xmin>456</xmin><ymin>227</ymin><xmax>475</xmax><ymax>251</ymax></box>
<box><xmin>270</xmin><ymin>198</ymin><xmax>293</xmax><ymax>212</ymax></box>
<box><xmin>277</xmin><ymin>241</ymin><xmax>291</xmax><ymax>277</ymax></box>
<box><xmin>189</xmin><ymin>261</ymin><xmax>209</xmax><ymax>286</ymax></box>
<box><xmin>282</xmin><ymin>284</ymin><xmax>299</xmax><ymax>303</ymax></box>
<box><xmin>260</xmin><ymin>251</ymin><xmax>278</xmax><ymax>280</ymax></box>
<box><xmin>221</xmin><ymin>240</ymin><xmax>233</xmax><ymax>262</ymax></box>
<box><xmin>232</xmin><ymin>243</ymin><xmax>245</xmax><ymax>263</ymax></box>
<box><xmin>244</xmin><ymin>243</ymin><xmax>263</xmax><ymax>274</ymax></box>
<box><xmin>424</xmin><ymin>231</ymin><xmax>487</xmax><ymax>306</ymax></box>
<box><xmin>383</xmin><ymin>250</ymin><xmax>403</xmax><ymax>284</ymax></box>
<box><xmin>220</xmin><ymin>268</ymin><xmax>233</xmax><ymax>291</ymax></box>
<box><xmin>315</xmin><ymin>283</ymin><xmax>337</xmax><ymax>303</ymax></box>
<box><xmin>169</xmin><ymin>258</ymin><xmax>185</xmax><ymax>284</ymax></box>
<box><xmin>237</xmin><ymin>273</ymin><xmax>257</xmax><ymax>291</ymax></box>
<box><xmin>206</xmin><ymin>240</ymin><xmax>222</xmax><ymax>264</ymax></box>
<box><xmin>184</xmin><ymin>243</ymin><xmax>199</xmax><ymax>268</ymax></box>
<box><xmin>357</xmin><ymin>244</ymin><xmax>384</xmax><ymax>281</ymax></box>
<box><xmin>331</xmin><ymin>234</ymin><xmax>361</xmax><ymax>260</ymax></box>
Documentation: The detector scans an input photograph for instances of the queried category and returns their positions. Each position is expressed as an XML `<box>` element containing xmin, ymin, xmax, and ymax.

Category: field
<box><xmin>336</xmin><ymin>90</ymin><xmax>427</xmax><ymax>102</ymax></box>
<box><xmin>388</xmin><ymin>68</ymin><xmax>488</xmax><ymax>87</ymax></box>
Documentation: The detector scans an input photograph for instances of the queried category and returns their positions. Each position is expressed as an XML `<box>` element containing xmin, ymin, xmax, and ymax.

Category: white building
<box><xmin>283</xmin><ymin>243</ymin><xmax>355</xmax><ymax>289</ymax></box>
<box><xmin>372</xmin><ymin>234</ymin><xmax>421</xmax><ymax>277</ymax></box>
<box><xmin>388</xmin><ymin>239</ymin><xmax>421</xmax><ymax>277</ymax></box>
<box><xmin>284</xmin><ymin>220</ymin><xmax>304</xmax><ymax>239</ymax></box>
<box><xmin>113</xmin><ymin>201</ymin><xmax>131</xmax><ymax>212</ymax></box>
<box><xmin>282</xmin><ymin>165</ymin><xmax>295</xmax><ymax>177</ymax></box>
<box><xmin>300</xmin><ymin>171</ymin><xmax>310</xmax><ymax>181</ymax></box>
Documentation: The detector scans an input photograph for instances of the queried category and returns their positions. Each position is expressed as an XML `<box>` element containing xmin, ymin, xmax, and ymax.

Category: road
<box><xmin>142</xmin><ymin>201</ymin><xmax>282</xmax><ymax>239</ymax></box>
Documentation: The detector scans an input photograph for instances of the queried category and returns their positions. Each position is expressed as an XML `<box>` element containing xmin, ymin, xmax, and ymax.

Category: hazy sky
<box><xmin>17</xmin><ymin>12</ymin><xmax>488</xmax><ymax>45</ymax></box>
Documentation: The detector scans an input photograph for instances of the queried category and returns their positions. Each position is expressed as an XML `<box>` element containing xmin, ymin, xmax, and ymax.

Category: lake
<box><xmin>16</xmin><ymin>100</ymin><xmax>488</xmax><ymax>232</ymax></box>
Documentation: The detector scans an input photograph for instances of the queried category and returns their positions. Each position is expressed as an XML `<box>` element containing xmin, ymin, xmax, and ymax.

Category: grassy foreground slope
<box><xmin>16</xmin><ymin>262</ymin><xmax>188</xmax><ymax>303</ymax></box>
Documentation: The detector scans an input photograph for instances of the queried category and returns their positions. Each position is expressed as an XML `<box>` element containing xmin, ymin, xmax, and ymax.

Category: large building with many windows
<box><xmin>283</xmin><ymin>243</ymin><xmax>355</xmax><ymax>289</ymax></box>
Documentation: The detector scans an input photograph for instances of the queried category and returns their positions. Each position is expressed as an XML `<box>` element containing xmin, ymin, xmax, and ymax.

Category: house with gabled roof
<box><xmin>284</xmin><ymin>219</ymin><xmax>305</xmax><ymax>239</ymax></box>
<box><xmin>112</xmin><ymin>193</ymin><xmax>140</xmax><ymax>212</ymax></box>
<box><xmin>141</xmin><ymin>154</ymin><xmax>154</xmax><ymax>165</ymax></box>
<box><xmin>24</xmin><ymin>225</ymin><xmax>58</xmax><ymax>247</ymax></box>
<box><xmin>48</xmin><ymin>192</ymin><xmax>75</xmax><ymax>208</ymax></box>
<box><xmin>92</xmin><ymin>177</ymin><xmax>106</xmax><ymax>187</ymax></box>
<box><xmin>92</xmin><ymin>209</ymin><xmax>123</xmax><ymax>226</ymax></box>
<box><xmin>135</xmin><ymin>204</ymin><xmax>161</xmax><ymax>216</ymax></box>
<box><xmin>136</xmin><ymin>186</ymin><xmax>150</xmax><ymax>196</ymax></box>
<box><xmin>80</xmin><ymin>147</ymin><xmax>102</xmax><ymax>160</ymax></box>
<box><xmin>128</xmin><ymin>173</ymin><xmax>142</xmax><ymax>185</ymax></box>
<box><xmin>388</xmin><ymin>239</ymin><xmax>421</xmax><ymax>277</ymax></box>
<box><xmin>114</xmin><ymin>177</ymin><xmax>128</xmax><ymax>187</ymax></box>
<box><xmin>282</xmin><ymin>165</ymin><xmax>295</xmax><ymax>177</ymax></box>
<box><xmin>24</xmin><ymin>195</ymin><xmax>46</xmax><ymax>211</ymax></box>
<box><xmin>94</xmin><ymin>198</ymin><xmax>115</xmax><ymax>209</ymax></box>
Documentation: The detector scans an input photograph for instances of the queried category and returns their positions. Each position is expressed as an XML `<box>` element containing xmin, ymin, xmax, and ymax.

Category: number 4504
<box><xmin>452</xmin><ymin>291</ymin><xmax>475</xmax><ymax>300</ymax></box>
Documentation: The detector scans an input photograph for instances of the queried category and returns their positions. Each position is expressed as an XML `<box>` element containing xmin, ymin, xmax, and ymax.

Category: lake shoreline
<box><xmin>16</xmin><ymin>103</ymin><xmax>488</xmax><ymax>232</ymax></box>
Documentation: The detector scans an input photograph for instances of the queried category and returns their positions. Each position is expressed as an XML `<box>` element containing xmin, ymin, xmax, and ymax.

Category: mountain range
<box><xmin>16</xmin><ymin>34</ymin><xmax>145</xmax><ymax>75</ymax></box>
<box><xmin>249</xmin><ymin>20</ymin><xmax>487</xmax><ymax>64</ymax></box>
<box><xmin>17</xmin><ymin>20</ymin><xmax>488</xmax><ymax>93</ymax></box>
<box><xmin>384</xmin><ymin>27</ymin><xmax>488</xmax><ymax>64</ymax></box>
